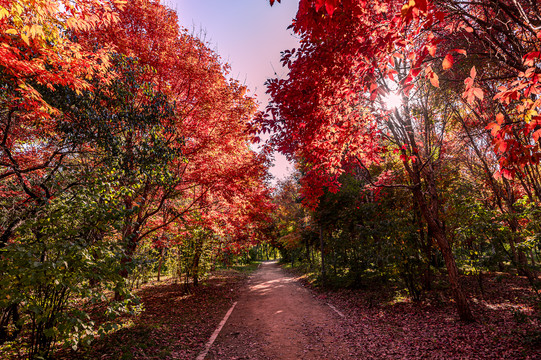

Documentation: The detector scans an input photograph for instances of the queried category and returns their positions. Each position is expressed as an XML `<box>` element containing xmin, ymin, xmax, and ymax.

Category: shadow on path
<box><xmin>206</xmin><ymin>261</ymin><xmax>358</xmax><ymax>360</ymax></box>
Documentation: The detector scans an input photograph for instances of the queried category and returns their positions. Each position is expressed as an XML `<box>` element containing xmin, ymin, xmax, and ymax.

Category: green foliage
<box><xmin>276</xmin><ymin>156</ymin><xmax>541</xmax><ymax>303</ymax></box>
<box><xmin>127</xmin><ymin>240</ymin><xmax>160</xmax><ymax>290</ymax></box>
<box><xmin>0</xmin><ymin>62</ymin><xmax>166</xmax><ymax>352</ymax></box>
<box><xmin>277</xmin><ymin>172</ymin><xmax>430</xmax><ymax>298</ymax></box>
<box><xmin>0</xmin><ymin>179</ymin><xmax>138</xmax><ymax>358</ymax></box>
<box><xmin>51</xmin><ymin>54</ymin><xmax>181</xmax><ymax>182</ymax></box>
<box><xmin>452</xmin><ymin>196</ymin><xmax>508</xmax><ymax>272</ymax></box>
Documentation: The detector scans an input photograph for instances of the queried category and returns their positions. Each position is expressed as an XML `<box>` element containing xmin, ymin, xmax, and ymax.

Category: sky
<box><xmin>167</xmin><ymin>0</ymin><xmax>300</xmax><ymax>183</ymax></box>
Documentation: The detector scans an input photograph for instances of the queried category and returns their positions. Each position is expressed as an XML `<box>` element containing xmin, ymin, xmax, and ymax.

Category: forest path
<box><xmin>205</xmin><ymin>261</ymin><xmax>358</xmax><ymax>360</ymax></box>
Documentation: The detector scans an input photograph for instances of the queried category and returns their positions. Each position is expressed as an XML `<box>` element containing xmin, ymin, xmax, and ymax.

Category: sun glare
<box><xmin>383</xmin><ymin>92</ymin><xmax>402</xmax><ymax>110</ymax></box>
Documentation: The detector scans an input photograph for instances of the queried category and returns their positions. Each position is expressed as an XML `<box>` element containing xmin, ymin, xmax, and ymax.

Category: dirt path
<box><xmin>205</xmin><ymin>261</ymin><xmax>358</xmax><ymax>360</ymax></box>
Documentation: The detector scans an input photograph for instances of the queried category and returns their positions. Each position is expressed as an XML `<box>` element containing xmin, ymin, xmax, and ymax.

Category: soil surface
<box><xmin>206</xmin><ymin>261</ymin><xmax>358</xmax><ymax>360</ymax></box>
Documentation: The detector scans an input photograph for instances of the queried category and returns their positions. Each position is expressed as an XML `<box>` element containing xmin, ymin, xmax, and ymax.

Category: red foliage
<box><xmin>78</xmin><ymin>0</ymin><xmax>275</xmax><ymax>250</ymax></box>
<box><xmin>1</xmin><ymin>0</ymin><xmax>274</xmax><ymax>254</ymax></box>
<box><xmin>0</xmin><ymin>0</ymin><xmax>124</xmax><ymax>243</ymax></box>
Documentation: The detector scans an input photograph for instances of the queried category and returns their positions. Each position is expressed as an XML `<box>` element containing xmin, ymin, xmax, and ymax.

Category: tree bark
<box><xmin>192</xmin><ymin>235</ymin><xmax>205</xmax><ymax>287</ymax></box>
<box><xmin>412</xmin><ymin>182</ymin><xmax>474</xmax><ymax>322</ymax></box>
<box><xmin>320</xmin><ymin>225</ymin><xmax>326</xmax><ymax>285</ymax></box>
<box><xmin>431</xmin><ymin>223</ymin><xmax>474</xmax><ymax>322</ymax></box>
<box><xmin>157</xmin><ymin>247</ymin><xmax>164</xmax><ymax>282</ymax></box>
<box><xmin>0</xmin><ymin>303</ymin><xmax>21</xmax><ymax>345</ymax></box>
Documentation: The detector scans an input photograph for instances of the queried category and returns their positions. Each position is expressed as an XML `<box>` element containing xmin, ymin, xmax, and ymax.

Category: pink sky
<box><xmin>168</xmin><ymin>0</ymin><xmax>300</xmax><ymax>183</ymax></box>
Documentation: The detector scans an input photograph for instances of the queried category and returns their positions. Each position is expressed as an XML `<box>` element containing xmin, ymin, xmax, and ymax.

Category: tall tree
<box><xmin>264</xmin><ymin>0</ymin><xmax>477</xmax><ymax>321</ymax></box>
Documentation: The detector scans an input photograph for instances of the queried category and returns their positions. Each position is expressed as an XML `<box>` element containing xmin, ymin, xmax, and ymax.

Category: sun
<box><xmin>383</xmin><ymin>92</ymin><xmax>402</xmax><ymax>110</ymax></box>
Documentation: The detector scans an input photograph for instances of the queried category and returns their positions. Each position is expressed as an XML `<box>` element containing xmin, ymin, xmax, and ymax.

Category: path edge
<box><xmin>195</xmin><ymin>301</ymin><xmax>238</xmax><ymax>360</ymax></box>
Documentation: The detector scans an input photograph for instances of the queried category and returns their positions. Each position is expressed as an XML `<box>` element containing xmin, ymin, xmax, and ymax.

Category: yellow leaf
<box><xmin>21</xmin><ymin>32</ymin><xmax>30</xmax><ymax>45</ymax></box>
<box><xmin>401</xmin><ymin>0</ymin><xmax>415</xmax><ymax>17</ymax></box>
<box><xmin>5</xmin><ymin>29</ymin><xmax>18</xmax><ymax>35</ymax></box>
<box><xmin>525</xmin><ymin>109</ymin><xmax>537</xmax><ymax>123</ymax></box>
<box><xmin>66</xmin><ymin>17</ymin><xmax>78</xmax><ymax>30</ymax></box>
<box><xmin>0</xmin><ymin>7</ymin><xmax>9</xmax><ymax>20</ymax></box>
<box><xmin>13</xmin><ymin>3</ymin><xmax>23</xmax><ymax>15</ymax></box>
<box><xmin>31</xmin><ymin>25</ymin><xmax>43</xmax><ymax>39</ymax></box>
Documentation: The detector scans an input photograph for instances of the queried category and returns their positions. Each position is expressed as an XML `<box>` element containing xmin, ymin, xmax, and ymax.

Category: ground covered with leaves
<box><xmin>292</xmin><ymin>268</ymin><xmax>541</xmax><ymax>360</ymax></box>
<box><xmin>56</xmin><ymin>265</ymin><xmax>257</xmax><ymax>360</ymax></box>
<box><xmin>6</xmin><ymin>262</ymin><xmax>538</xmax><ymax>359</ymax></box>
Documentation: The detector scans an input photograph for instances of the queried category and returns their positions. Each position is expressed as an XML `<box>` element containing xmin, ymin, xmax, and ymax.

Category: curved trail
<box><xmin>205</xmin><ymin>261</ymin><xmax>357</xmax><ymax>359</ymax></box>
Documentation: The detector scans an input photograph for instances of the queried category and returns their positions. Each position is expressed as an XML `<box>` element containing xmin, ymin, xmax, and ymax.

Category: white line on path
<box><xmin>196</xmin><ymin>301</ymin><xmax>238</xmax><ymax>360</ymax></box>
<box><xmin>328</xmin><ymin>303</ymin><xmax>345</xmax><ymax>318</ymax></box>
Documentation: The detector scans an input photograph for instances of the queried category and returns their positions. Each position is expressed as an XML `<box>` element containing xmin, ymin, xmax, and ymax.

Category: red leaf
<box><xmin>442</xmin><ymin>53</ymin><xmax>453</xmax><ymax>70</ymax></box>
<box><xmin>325</xmin><ymin>0</ymin><xmax>339</xmax><ymax>16</ymax></box>
<box><xmin>523</xmin><ymin>51</ymin><xmax>541</xmax><ymax>66</ymax></box>
<box><xmin>498</xmin><ymin>141</ymin><xmax>508</xmax><ymax>153</ymax></box>
<box><xmin>411</xmin><ymin>67</ymin><xmax>421</xmax><ymax>77</ymax></box>
<box><xmin>416</xmin><ymin>0</ymin><xmax>427</xmax><ymax>12</ymax></box>
<box><xmin>502</xmin><ymin>168</ymin><xmax>513</xmax><ymax>179</ymax></box>
<box><xmin>473</xmin><ymin>87</ymin><xmax>484</xmax><ymax>100</ymax></box>
<box><xmin>470</xmin><ymin>66</ymin><xmax>477</xmax><ymax>79</ymax></box>
<box><xmin>403</xmin><ymin>82</ymin><xmax>415</xmax><ymax>96</ymax></box>
<box><xmin>428</xmin><ymin>44</ymin><xmax>437</xmax><ymax>57</ymax></box>
<box><xmin>486</xmin><ymin>122</ymin><xmax>501</xmax><ymax>136</ymax></box>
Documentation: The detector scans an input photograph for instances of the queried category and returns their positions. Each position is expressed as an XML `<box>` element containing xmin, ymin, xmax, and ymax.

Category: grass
<box><xmin>223</xmin><ymin>261</ymin><xmax>262</xmax><ymax>273</ymax></box>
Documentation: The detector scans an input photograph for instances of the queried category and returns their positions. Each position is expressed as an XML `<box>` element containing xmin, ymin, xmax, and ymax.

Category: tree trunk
<box><xmin>410</xmin><ymin>172</ymin><xmax>474</xmax><ymax>322</ymax></box>
<box><xmin>413</xmin><ymin>195</ymin><xmax>432</xmax><ymax>290</ymax></box>
<box><xmin>0</xmin><ymin>303</ymin><xmax>21</xmax><ymax>345</ymax></box>
<box><xmin>192</xmin><ymin>235</ymin><xmax>205</xmax><ymax>287</ymax></box>
<box><xmin>157</xmin><ymin>247</ymin><xmax>164</xmax><ymax>282</ymax></box>
<box><xmin>508</xmin><ymin>217</ymin><xmax>537</xmax><ymax>283</ymax></box>
<box><xmin>431</xmin><ymin>224</ymin><xmax>474</xmax><ymax>322</ymax></box>
<box><xmin>320</xmin><ymin>225</ymin><xmax>326</xmax><ymax>285</ymax></box>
